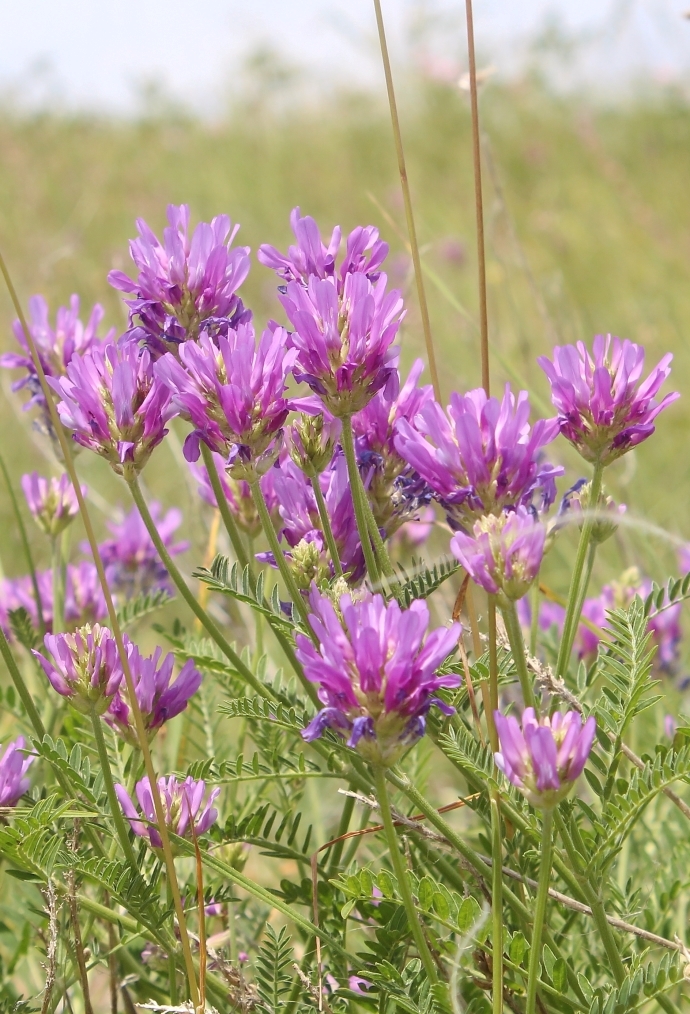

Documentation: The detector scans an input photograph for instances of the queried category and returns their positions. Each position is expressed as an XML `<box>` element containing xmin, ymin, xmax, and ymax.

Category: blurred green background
<box><xmin>0</xmin><ymin>74</ymin><xmax>688</xmax><ymax>596</ymax></box>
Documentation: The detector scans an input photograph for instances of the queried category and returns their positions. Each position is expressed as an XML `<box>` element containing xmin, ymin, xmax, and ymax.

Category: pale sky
<box><xmin>2</xmin><ymin>0</ymin><xmax>690</xmax><ymax>115</ymax></box>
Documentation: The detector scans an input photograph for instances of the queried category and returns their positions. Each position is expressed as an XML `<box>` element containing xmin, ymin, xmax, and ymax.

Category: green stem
<box><xmin>128</xmin><ymin>476</ymin><xmax>272</xmax><ymax>702</ymax></box>
<box><xmin>502</xmin><ymin>599</ymin><xmax>535</xmax><ymax>709</ymax></box>
<box><xmin>199</xmin><ymin>443</ymin><xmax>251</xmax><ymax>573</ymax></box>
<box><xmin>326</xmin><ymin>789</ymin><xmax>356</xmax><ymax>876</ymax></box>
<box><xmin>342</xmin><ymin>416</ymin><xmax>397</xmax><ymax>583</ymax></box>
<box><xmin>529</xmin><ymin>583</ymin><xmax>540</xmax><ymax>657</ymax></box>
<box><xmin>339</xmin><ymin>415</ymin><xmax>381</xmax><ymax>585</ymax></box>
<box><xmin>0</xmin><ymin>624</ymin><xmax>45</xmax><ymax>736</ymax></box>
<box><xmin>372</xmin><ymin>764</ymin><xmax>439</xmax><ymax>984</ymax></box>
<box><xmin>310</xmin><ymin>476</ymin><xmax>344</xmax><ymax>578</ymax></box>
<box><xmin>525</xmin><ymin>810</ymin><xmax>553</xmax><ymax>1014</ymax></box>
<box><xmin>166</xmin><ymin>881</ymin><xmax>179</xmax><ymax>1004</ymax></box>
<box><xmin>488</xmin><ymin>596</ymin><xmax>499</xmax><ymax>715</ymax></box>
<box><xmin>556</xmin><ymin>461</ymin><xmax>604</xmax><ymax>677</ymax></box>
<box><xmin>51</xmin><ymin>536</ymin><xmax>64</xmax><ymax>635</ymax></box>
<box><xmin>0</xmin><ymin>452</ymin><xmax>45</xmax><ymax>635</ymax></box>
<box><xmin>250</xmin><ymin>480</ymin><xmax>312</xmax><ymax>631</ymax></box>
<box><xmin>89</xmin><ymin>707</ymin><xmax>138</xmax><ymax>868</ymax></box>
<box><xmin>490</xmin><ymin>795</ymin><xmax>503</xmax><ymax>1014</ymax></box>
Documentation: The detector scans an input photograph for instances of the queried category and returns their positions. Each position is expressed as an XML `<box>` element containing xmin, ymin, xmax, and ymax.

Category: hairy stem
<box><xmin>310</xmin><ymin>475</ymin><xmax>344</xmax><ymax>578</ymax></box>
<box><xmin>372</xmin><ymin>764</ymin><xmax>439</xmax><ymax>984</ymax></box>
<box><xmin>501</xmin><ymin>598</ymin><xmax>535</xmax><ymax>709</ymax></box>
<box><xmin>556</xmin><ymin>461</ymin><xmax>604</xmax><ymax>678</ymax></box>
<box><xmin>89</xmin><ymin>707</ymin><xmax>138</xmax><ymax>868</ymax></box>
<box><xmin>525</xmin><ymin>810</ymin><xmax>553</xmax><ymax>1014</ymax></box>
<box><xmin>490</xmin><ymin>796</ymin><xmax>503</xmax><ymax>1014</ymax></box>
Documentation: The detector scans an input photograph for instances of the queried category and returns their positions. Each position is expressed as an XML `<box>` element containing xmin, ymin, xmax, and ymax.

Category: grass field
<box><xmin>0</xmin><ymin>75</ymin><xmax>688</xmax><ymax>593</ymax></box>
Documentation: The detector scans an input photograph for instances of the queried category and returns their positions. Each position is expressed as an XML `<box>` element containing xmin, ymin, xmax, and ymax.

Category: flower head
<box><xmin>52</xmin><ymin>339</ymin><xmax>173</xmax><ymax>477</ymax></box>
<box><xmin>107</xmin><ymin>646</ymin><xmax>201</xmax><ymax>746</ymax></box>
<box><xmin>21</xmin><ymin>472</ymin><xmax>85</xmax><ymax>538</ymax></box>
<box><xmin>115</xmin><ymin>775</ymin><xmax>219</xmax><ymax>850</ymax></box>
<box><xmin>538</xmin><ymin>335</ymin><xmax>679</xmax><ymax>465</ymax></box>
<box><xmin>97</xmin><ymin>503</ymin><xmax>187</xmax><ymax>599</ymax></box>
<box><xmin>450</xmin><ymin>507</ymin><xmax>545</xmax><ymax>603</ymax></box>
<box><xmin>296</xmin><ymin>587</ymin><xmax>460</xmax><ymax>765</ymax></box>
<box><xmin>0</xmin><ymin>737</ymin><xmax>34</xmax><ymax>807</ymax></box>
<box><xmin>494</xmin><ymin>707</ymin><xmax>596</xmax><ymax>809</ymax></box>
<box><xmin>156</xmin><ymin>322</ymin><xmax>294</xmax><ymax>478</ymax></box>
<box><xmin>557</xmin><ymin>478</ymin><xmax>626</xmax><ymax>546</ymax></box>
<box><xmin>0</xmin><ymin>295</ymin><xmax>115</xmax><ymax>421</ymax></box>
<box><xmin>108</xmin><ymin>204</ymin><xmax>251</xmax><ymax>355</ymax></box>
<box><xmin>33</xmin><ymin>624</ymin><xmax>124</xmax><ymax>715</ymax></box>
<box><xmin>286</xmin><ymin>411</ymin><xmax>341</xmax><ymax>477</ymax></box>
<box><xmin>395</xmin><ymin>384</ymin><xmax>561</xmax><ymax>526</ymax></box>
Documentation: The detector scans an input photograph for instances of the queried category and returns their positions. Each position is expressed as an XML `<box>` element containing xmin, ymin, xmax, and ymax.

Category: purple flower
<box><xmin>391</xmin><ymin>506</ymin><xmax>436</xmax><ymax>549</ymax></box>
<box><xmin>106</xmin><ymin>645</ymin><xmax>201</xmax><ymax>745</ymax></box>
<box><xmin>394</xmin><ymin>384</ymin><xmax>561</xmax><ymax>526</ymax></box>
<box><xmin>450</xmin><ymin>507</ymin><xmax>546</xmax><ymax>603</ymax></box>
<box><xmin>108</xmin><ymin>204</ymin><xmax>251</xmax><ymax>355</ymax></box>
<box><xmin>205</xmin><ymin>899</ymin><xmax>224</xmax><ymax>918</ymax></box>
<box><xmin>115</xmin><ymin>775</ymin><xmax>219</xmax><ymax>850</ymax></box>
<box><xmin>21</xmin><ymin>472</ymin><xmax>85</xmax><ymax>538</ymax></box>
<box><xmin>494</xmin><ymin>707</ymin><xmax>596</xmax><ymax>809</ymax></box>
<box><xmin>156</xmin><ymin>322</ymin><xmax>295</xmax><ymax>478</ymax></box>
<box><xmin>97</xmin><ymin>503</ymin><xmax>187</xmax><ymax>600</ymax></box>
<box><xmin>296</xmin><ymin>587</ymin><xmax>460</xmax><ymax>765</ymax></box>
<box><xmin>258</xmin><ymin>207</ymin><xmax>388</xmax><ymax>289</ymax></box>
<box><xmin>0</xmin><ymin>295</ymin><xmax>115</xmax><ymax>420</ymax></box>
<box><xmin>538</xmin><ymin>335</ymin><xmax>679</xmax><ymax>465</ymax></box>
<box><xmin>188</xmin><ymin>451</ymin><xmax>279</xmax><ymax>537</ymax></box>
<box><xmin>348</xmin><ymin>977</ymin><xmax>374</xmax><ymax>995</ymax></box>
<box><xmin>33</xmin><ymin>624</ymin><xmax>124</xmax><ymax>715</ymax></box>
<box><xmin>0</xmin><ymin>737</ymin><xmax>34</xmax><ymax>807</ymax></box>
<box><xmin>64</xmin><ymin>562</ymin><xmax>108</xmax><ymax>627</ymax></box>
<box><xmin>51</xmin><ymin>339</ymin><xmax>174</xmax><ymax>477</ymax></box>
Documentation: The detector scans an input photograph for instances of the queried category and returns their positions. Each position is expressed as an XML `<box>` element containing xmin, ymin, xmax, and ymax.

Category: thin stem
<box><xmin>51</xmin><ymin>536</ymin><xmax>64</xmax><ymax>636</ymax></box>
<box><xmin>502</xmin><ymin>599</ymin><xmax>535</xmax><ymax>709</ymax></box>
<box><xmin>464</xmin><ymin>0</ymin><xmax>490</xmax><ymax>395</ymax></box>
<box><xmin>166</xmin><ymin>881</ymin><xmax>179</xmax><ymax>1004</ymax></box>
<box><xmin>250</xmin><ymin>479</ymin><xmax>312</xmax><ymax>631</ymax></box>
<box><xmin>128</xmin><ymin>475</ymin><xmax>273</xmax><ymax>702</ymax></box>
<box><xmin>0</xmin><ymin>624</ymin><xmax>45</xmax><ymax>736</ymax></box>
<box><xmin>310</xmin><ymin>475</ymin><xmax>344</xmax><ymax>578</ymax></box>
<box><xmin>371</xmin><ymin>0</ymin><xmax>441</xmax><ymax>403</ymax></box>
<box><xmin>89</xmin><ymin>707</ymin><xmax>138</xmax><ymax>868</ymax></box>
<box><xmin>339</xmin><ymin>415</ymin><xmax>381</xmax><ymax>585</ymax></box>
<box><xmin>556</xmin><ymin>461</ymin><xmax>604</xmax><ymax>678</ymax></box>
<box><xmin>0</xmin><ymin>452</ymin><xmax>45</xmax><ymax>635</ymax></box>
<box><xmin>525</xmin><ymin>810</ymin><xmax>553</xmax><ymax>1014</ymax></box>
<box><xmin>529</xmin><ymin>583</ymin><xmax>540</xmax><ymax>656</ymax></box>
<box><xmin>372</xmin><ymin>764</ymin><xmax>438</xmax><ymax>984</ymax></box>
<box><xmin>326</xmin><ymin>789</ymin><xmax>356</xmax><ymax>876</ymax></box>
<box><xmin>490</xmin><ymin>796</ymin><xmax>503</xmax><ymax>1014</ymax></box>
<box><xmin>199</xmin><ymin>443</ymin><xmax>251</xmax><ymax>573</ymax></box>
<box><xmin>67</xmin><ymin>875</ymin><xmax>94</xmax><ymax>1014</ymax></box>
<box><xmin>0</xmin><ymin>249</ymin><xmax>200</xmax><ymax>1007</ymax></box>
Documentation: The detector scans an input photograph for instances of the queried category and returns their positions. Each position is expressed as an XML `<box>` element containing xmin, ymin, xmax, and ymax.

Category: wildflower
<box><xmin>394</xmin><ymin>385</ymin><xmax>561</xmax><ymax>526</ymax></box>
<box><xmin>33</xmin><ymin>624</ymin><xmax>124</xmax><ymax>715</ymax></box>
<box><xmin>107</xmin><ymin>645</ymin><xmax>200</xmax><ymax>746</ymax></box>
<box><xmin>494</xmin><ymin>707</ymin><xmax>596</xmax><ymax>809</ymax></box>
<box><xmin>258</xmin><ymin>207</ymin><xmax>388</xmax><ymax>288</ymax></box>
<box><xmin>538</xmin><ymin>334</ymin><xmax>679</xmax><ymax>465</ymax></box>
<box><xmin>21</xmin><ymin>472</ymin><xmax>85</xmax><ymax>538</ymax></box>
<box><xmin>51</xmin><ymin>339</ymin><xmax>174</xmax><ymax>477</ymax></box>
<box><xmin>0</xmin><ymin>295</ymin><xmax>114</xmax><ymax>421</ymax></box>
<box><xmin>0</xmin><ymin>737</ymin><xmax>34</xmax><ymax>807</ymax></box>
<box><xmin>108</xmin><ymin>204</ymin><xmax>251</xmax><ymax>355</ymax></box>
<box><xmin>296</xmin><ymin>587</ymin><xmax>460</xmax><ymax>766</ymax></box>
<box><xmin>557</xmin><ymin>478</ymin><xmax>626</xmax><ymax>545</ymax></box>
<box><xmin>450</xmin><ymin>507</ymin><xmax>546</xmax><ymax>603</ymax></box>
<box><xmin>115</xmin><ymin>775</ymin><xmax>219</xmax><ymax>850</ymax></box>
<box><xmin>349</xmin><ymin>977</ymin><xmax>374</xmax><ymax>995</ymax></box>
<box><xmin>97</xmin><ymin>503</ymin><xmax>187</xmax><ymax>599</ymax></box>
<box><xmin>156</xmin><ymin>322</ymin><xmax>294</xmax><ymax>479</ymax></box>
<box><xmin>64</xmin><ymin>562</ymin><xmax>107</xmax><ymax>627</ymax></box>
<box><xmin>189</xmin><ymin>451</ymin><xmax>280</xmax><ymax>537</ymax></box>
<box><xmin>392</xmin><ymin>507</ymin><xmax>436</xmax><ymax>550</ymax></box>
<box><xmin>205</xmin><ymin>900</ymin><xmax>224</xmax><ymax>917</ymax></box>
<box><xmin>286</xmin><ymin>411</ymin><xmax>341</xmax><ymax>477</ymax></box>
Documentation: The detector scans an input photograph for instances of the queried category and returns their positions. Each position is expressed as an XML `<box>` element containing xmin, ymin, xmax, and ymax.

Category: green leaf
<box><xmin>552</xmin><ymin>958</ymin><xmax>567</xmax><ymax>992</ymax></box>
<box><xmin>417</xmin><ymin>876</ymin><xmax>435</xmax><ymax>911</ymax></box>
<box><xmin>509</xmin><ymin>932</ymin><xmax>527</xmax><ymax>966</ymax></box>
<box><xmin>115</xmin><ymin>588</ymin><xmax>172</xmax><ymax>628</ymax></box>
<box><xmin>377</xmin><ymin>870</ymin><xmax>396</xmax><ymax>899</ymax></box>
<box><xmin>432</xmin><ymin>891</ymin><xmax>450</xmax><ymax>920</ymax></box>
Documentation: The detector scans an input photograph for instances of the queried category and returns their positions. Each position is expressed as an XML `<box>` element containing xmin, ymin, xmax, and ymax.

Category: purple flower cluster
<box><xmin>108</xmin><ymin>204</ymin><xmax>251</xmax><ymax>355</ymax></box>
<box><xmin>115</xmin><ymin>775</ymin><xmax>219</xmax><ymax>850</ymax></box>
<box><xmin>157</xmin><ymin>322</ymin><xmax>294</xmax><ymax>477</ymax></box>
<box><xmin>395</xmin><ymin>385</ymin><xmax>561</xmax><ymax>526</ymax></box>
<box><xmin>21</xmin><ymin>471</ymin><xmax>85</xmax><ymax>538</ymax></box>
<box><xmin>260</xmin><ymin>208</ymin><xmax>403</xmax><ymax>416</ymax></box>
<box><xmin>0</xmin><ymin>295</ymin><xmax>114</xmax><ymax>421</ymax></box>
<box><xmin>33</xmin><ymin>624</ymin><xmax>124</xmax><ymax>715</ymax></box>
<box><xmin>189</xmin><ymin>451</ymin><xmax>280</xmax><ymax>538</ymax></box>
<box><xmin>494</xmin><ymin>707</ymin><xmax>596</xmax><ymax>809</ymax></box>
<box><xmin>539</xmin><ymin>335</ymin><xmax>679</xmax><ymax>465</ymax></box>
<box><xmin>106</xmin><ymin>645</ymin><xmax>201</xmax><ymax>745</ymax></box>
<box><xmin>0</xmin><ymin>737</ymin><xmax>34</xmax><ymax>807</ymax></box>
<box><xmin>450</xmin><ymin>507</ymin><xmax>546</xmax><ymax>603</ymax></box>
<box><xmin>296</xmin><ymin>587</ymin><xmax>460</xmax><ymax>765</ymax></box>
<box><xmin>52</xmin><ymin>339</ymin><xmax>173</xmax><ymax>477</ymax></box>
<box><xmin>98</xmin><ymin>503</ymin><xmax>187</xmax><ymax>599</ymax></box>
